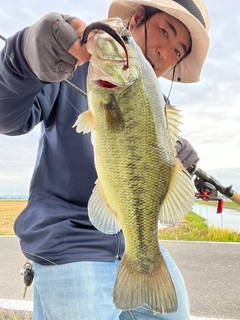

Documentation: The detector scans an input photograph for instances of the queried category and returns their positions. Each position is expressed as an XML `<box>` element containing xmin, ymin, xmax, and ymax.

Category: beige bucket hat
<box><xmin>108</xmin><ymin>0</ymin><xmax>210</xmax><ymax>83</ymax></box>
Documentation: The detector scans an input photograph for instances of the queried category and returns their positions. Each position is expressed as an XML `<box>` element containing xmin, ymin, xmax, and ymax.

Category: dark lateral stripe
<box><xmin>172</xmin><ymin>0</ymin><xmax>206</xmax><ymax>28</ymax></box>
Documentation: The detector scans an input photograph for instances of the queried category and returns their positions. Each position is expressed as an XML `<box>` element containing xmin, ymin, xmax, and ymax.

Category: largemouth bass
<box><xmin>73</xmin><ymin>19</ymin><xmax>195</xmax><ymax>314</ymax></box>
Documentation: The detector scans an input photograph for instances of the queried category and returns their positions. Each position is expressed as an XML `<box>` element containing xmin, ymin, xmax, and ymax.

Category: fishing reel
<box><xmin>190</xmin><ymin>167</ymin><xmax>225</xmax><ymax>213</ymax></box>
<box><xmin>193</xmin><ymin>176</ymin><xmax>224</xmax><ymax>213</ymax></box>
<box><xmin>194</xmin><ymin>176</ymin><xmax>218</xmax><ymax>201</ymax></box>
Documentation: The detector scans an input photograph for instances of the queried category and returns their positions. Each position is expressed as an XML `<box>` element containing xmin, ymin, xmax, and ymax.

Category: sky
<box><xmin>0</xmin><ymin>0</ymin><xmax>240</xmax><ymax>197</ymax></box>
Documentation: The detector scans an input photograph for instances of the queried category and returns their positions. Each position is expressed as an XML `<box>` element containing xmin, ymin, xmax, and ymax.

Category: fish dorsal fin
<box><xmin>72</xmin><ymin>109</ymin><xmax>94</xmax><ymax>133</ymax></box>
<box><xmin>165</xmin><ymin>104</ymin><xmax>182</xmax><ymax>153</ymax></box>
<box><xmin>158</xmin><ymin>158</ymin><xmax>195</xmax><ymax>225</ymax></box>
<box><xmin>88</xmin><ymin>180</ymin><xmax>122</xmax><ymax>234</ymax></box>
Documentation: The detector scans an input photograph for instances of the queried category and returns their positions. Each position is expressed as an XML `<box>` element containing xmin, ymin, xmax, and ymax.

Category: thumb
<box><xmin>68</xmin><ymin>18</ymin><xmax>91</xmax><ymax>65</ymax></box>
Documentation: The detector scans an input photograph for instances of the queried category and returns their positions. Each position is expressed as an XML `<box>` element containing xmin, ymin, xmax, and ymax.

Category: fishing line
<box><xmin>83</xmin><ymin>28</ymin><xmax>101</xmax><ymax>43</ymax></box>
<box><xmin>54</xmin><ymin>83</ymin><xmax>82</xmax><ymax>114</ymax></box>
<box><xmin>166</xmin><ymin>66</ymin><xmax>176</xmax><ymax>102</ymax></box>
<box><xmin>144</xmin><ymin>7</ymin><xmax>148</xmax><ymax>59</ymax></box>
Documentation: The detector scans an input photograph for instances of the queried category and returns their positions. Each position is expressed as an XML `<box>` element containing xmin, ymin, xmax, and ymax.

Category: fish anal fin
<box><xmin>114</xmin><ymin>253</ymin><xmax>177</xmax><ymax>314</ymax></box>
<box><xmin>72</xmin><ymin>109</ymin><xmax>94</xmax><ymax>133</ymax></box>
<box><xmin>158</xmin><ymin>158</ymin><xmax>195</xmax><ymax>225</ymax></box>
<box><xmin>88</xmin><ymin>180</ymin><xmax>121</xmax><ymax>234</ymax></box>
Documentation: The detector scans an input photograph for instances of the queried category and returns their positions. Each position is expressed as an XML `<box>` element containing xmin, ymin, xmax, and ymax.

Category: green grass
<box><xmin>158</xmin><ymin>211</ymin><xmax>240</xmax><ymax>242</ymax></box>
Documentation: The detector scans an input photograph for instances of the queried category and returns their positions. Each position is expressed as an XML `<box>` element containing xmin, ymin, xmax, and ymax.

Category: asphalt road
<box><xmin>0</xmin><ymin>237</ymin><xmax>239</xmax><ymax>319</ymax></box>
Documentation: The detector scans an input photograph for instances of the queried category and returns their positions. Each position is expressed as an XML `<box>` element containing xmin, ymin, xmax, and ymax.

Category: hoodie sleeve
<box><xmin>0</xmin><ymin>28</ymin><xmax>59</xmax><ymax>136</ymax></box>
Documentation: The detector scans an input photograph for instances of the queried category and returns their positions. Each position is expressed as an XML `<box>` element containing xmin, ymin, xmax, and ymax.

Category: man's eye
<box><xmin>175</xmin><ymin>49</ymin><xmax>181</xmax><ymax>58</ymax></box>
<box><xmin>161</xmin><ymin>29</ymin><xmax>168</xmax><ymax>37</ymax></box>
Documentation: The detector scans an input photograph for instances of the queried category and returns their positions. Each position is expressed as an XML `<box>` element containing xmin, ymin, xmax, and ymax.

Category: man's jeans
<box><xmin>32</xmin><ymin>246</ymin><xmax>190</xmax><ymax>320</ymax></box>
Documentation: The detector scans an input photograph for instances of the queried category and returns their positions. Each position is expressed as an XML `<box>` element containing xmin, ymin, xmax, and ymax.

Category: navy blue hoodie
<box><xmin>0</xmin><ymin>29</ymin><xmax>124</xmax><ymax>265</ymax></box>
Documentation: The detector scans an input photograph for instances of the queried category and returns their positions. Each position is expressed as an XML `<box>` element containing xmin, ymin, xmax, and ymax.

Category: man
<box><xmin>0</xmin><ymin>0</ymin><xmax>210</xmax><ymax>319</ymax></box>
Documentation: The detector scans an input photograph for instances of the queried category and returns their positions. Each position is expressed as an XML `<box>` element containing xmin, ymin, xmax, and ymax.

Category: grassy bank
<box><xmin>0</xmin><ymin>200</ymin><xmax>239</xmax><ymax>242</ymax></box>
<box><xmin>159</xmin><ymin>211</ymin><xmax>240</xmax><ymax>242</ymax></box>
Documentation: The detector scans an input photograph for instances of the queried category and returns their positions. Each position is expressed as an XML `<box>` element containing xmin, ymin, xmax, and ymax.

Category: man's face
<box><xmin>129</xmin><ymin>9</ymin><xmax>191</xmax><ymax>78</ymax></box>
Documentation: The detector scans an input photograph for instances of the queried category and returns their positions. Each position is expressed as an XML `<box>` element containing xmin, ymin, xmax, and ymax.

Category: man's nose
<box><xmin>156</xmin><ymin>46</ymin><xmax>167</xmax><ymax>60</ymax></box>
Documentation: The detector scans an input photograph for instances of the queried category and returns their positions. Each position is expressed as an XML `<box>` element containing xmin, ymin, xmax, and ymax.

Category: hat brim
<box><xmin>108</xmin><ymin>0</ymin><xmax>209</xmax><ymax>83</ymax></box>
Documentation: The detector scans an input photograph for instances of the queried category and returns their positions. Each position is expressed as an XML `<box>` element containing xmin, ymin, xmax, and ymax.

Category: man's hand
<box><xmin>175</xmin><ymin>136</ymin><xmax>199</xmax><ymax>170</ymax></box>
<box><xmin>22</xmin><ymin>12</ymin><xmax>91</xmax><ymax>82</ymax></box>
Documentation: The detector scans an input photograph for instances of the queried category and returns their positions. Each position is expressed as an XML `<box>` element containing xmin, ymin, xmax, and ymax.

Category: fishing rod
<box><xmin>0</xmin><ymin>34</ymin><xmax>6</xmax><ymax>42</ymax></box>
<box><xmin>0</xmin><ymin>34</ymin><xmax>87</xmax><ymax>98</ymax></box>
<box><xmin>193</xmin><ymin>167</ymin><xmax>240</xmax><ymax>206</ymax></box>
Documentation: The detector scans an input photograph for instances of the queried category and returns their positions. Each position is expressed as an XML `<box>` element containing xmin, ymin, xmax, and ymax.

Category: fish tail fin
<box><xmin>113</xmin><ymin>254</ymin><xmax>177</xmax><ymax>314</ymax></box>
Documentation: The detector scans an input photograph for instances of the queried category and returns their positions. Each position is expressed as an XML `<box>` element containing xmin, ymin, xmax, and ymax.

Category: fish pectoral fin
<box><xmin>88</xmin><ymin>180</ymin><xmax>121</xmax><ymax>234</ymax></box>
<box><xmin>103</xmin><ymin>93</ymin><xmax>125</xmax><ymax>132</ymax></box>
<box><xmin>113</xmin><ymin>253</ymin><xmax>177</xmax><ymax>314</ymax></box>
<box><xmin>158</xmin><ymin>159</ymin><xmax>195</xmax><ymax>225</ymax></box>
<box><xmin>72</xmin><ymin>109</ymin><xmax>94</xmax><ymax>133</ymax></box>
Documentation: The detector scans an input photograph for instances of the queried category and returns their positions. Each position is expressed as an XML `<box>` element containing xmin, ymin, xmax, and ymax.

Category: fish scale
<box><xmin>73</xmin><ymin>18</ymin><xmax>195</xmax><ymax>314</ymax></box>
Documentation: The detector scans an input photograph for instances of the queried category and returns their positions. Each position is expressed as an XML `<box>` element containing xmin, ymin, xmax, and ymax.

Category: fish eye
<box><xmin>122</xmin><ymin>35</ymin><xmax>130</xmax><ymax>44</ymax></box>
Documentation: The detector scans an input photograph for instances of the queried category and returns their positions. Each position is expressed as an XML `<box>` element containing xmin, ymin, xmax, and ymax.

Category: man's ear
<box><xmin>128</xmin><ymin>6</ymin><xmax>145</xmax><ymax>31</ymax></box>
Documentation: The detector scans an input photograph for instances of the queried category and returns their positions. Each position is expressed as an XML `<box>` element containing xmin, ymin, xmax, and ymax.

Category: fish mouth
<box><xmin>96</xmin><ymin>80</ymin><xmax>118</xmax><ymax>88</ymax></box>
